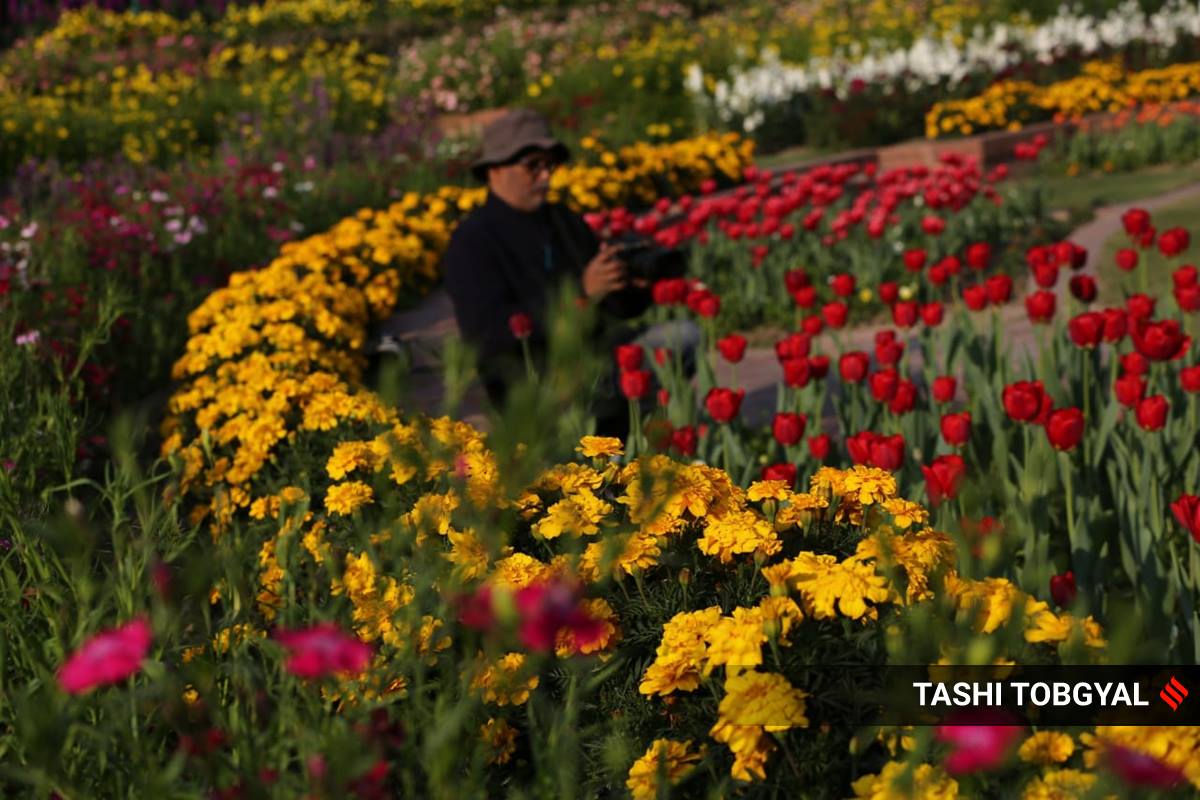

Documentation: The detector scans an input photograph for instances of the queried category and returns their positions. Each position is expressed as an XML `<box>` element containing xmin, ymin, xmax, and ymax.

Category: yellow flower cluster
<box><xmin>625</xmin><ymin>739</ymin><xmax>704</xmax><ymax>800</ymax></box>
<box><xmin>926</xmin><ymin>59</ymin><xmax>1200</xmax><ymax>138</ymax></box>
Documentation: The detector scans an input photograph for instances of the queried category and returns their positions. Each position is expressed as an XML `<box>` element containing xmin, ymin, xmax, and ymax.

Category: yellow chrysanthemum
<box><xmin>324</xmin><ymin>481</ymin><xmax>374</xmax><ymax>516</ymax></box>
<box><xmin>852</xmin><ymin>761</ymin><xmax>960</xmax><ymax>799</ymax></box>
<box><xmin>1018</xmin><ymin>731</ymin><xmax>1075</xmax><ymax>765</ymax></box>
<box><xmin>577</xmin><ymin>435</ymin><xmax>623</xmax><ymax>459</ymax></box>
<box><xmin>626</xmin><ymin>739</ymin><xmax>704</xmax><ymax>800</ymax></box>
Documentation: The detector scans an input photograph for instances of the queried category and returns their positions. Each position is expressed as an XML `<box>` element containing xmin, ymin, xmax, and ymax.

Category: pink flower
<box><xmin>1106</xmin><ymin>745</ymin><xmax>1186</xmax><ymax>789</ymax></box>
<box><xmin>58</xmin><ymin>617</ymin><xmax>153</xmax><ymax>694</ymax></box>
<box><xmin>515</xmin><ymin>578</ymin><xmax>606</xmax><ymax>654</ymax></box>
<box><xmin>935</xmin><ymin>712</ymin><xmax>1023</xmax><ymax>774</ymax></box>
<box><xmin>274</xmin><ymin>623</ymin><xmax>372</xmax><ymax>678</ymax></box>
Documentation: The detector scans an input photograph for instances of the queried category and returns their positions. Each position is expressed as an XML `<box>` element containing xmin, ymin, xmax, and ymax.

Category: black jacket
<box><xmin>442</xmin><ymin>191</ymin><xmax>651</xmax><ymax>409</ymax></box>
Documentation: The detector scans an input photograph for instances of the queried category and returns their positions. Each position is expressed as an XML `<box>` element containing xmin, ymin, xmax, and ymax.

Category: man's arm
<box><xmin>561</xmin><ymin>207</ymin><xmax>653</xmax><ymax>319</ymax></box>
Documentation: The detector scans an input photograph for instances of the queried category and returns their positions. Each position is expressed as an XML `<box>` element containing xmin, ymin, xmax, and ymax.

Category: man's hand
<box><xmin>582</xmin><ymin>242</ymin><xmax>628</xmax><ymax>299</ymax></box>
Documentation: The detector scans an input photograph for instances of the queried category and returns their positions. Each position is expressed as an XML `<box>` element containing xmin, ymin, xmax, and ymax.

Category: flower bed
<box><xmin>1046</xmin><ymin>99</ymin><xmax>1200</xmax><ymax>174</ymax></box>
<box><xmin>688</xmin><ymin>0</ymin><xmax>1200</xmax><ymax>149</ymax></box>
<box><xmin>926</xmin><ymin>59</ymin><xmax>1200</xmax><ymax>139</ymax></box>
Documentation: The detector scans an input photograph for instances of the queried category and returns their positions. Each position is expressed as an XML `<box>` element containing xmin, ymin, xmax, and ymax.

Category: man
<box><xmin>443</xmin><ymin>108</ymin><xmax>691</xmax><ymax>438</ymax></box>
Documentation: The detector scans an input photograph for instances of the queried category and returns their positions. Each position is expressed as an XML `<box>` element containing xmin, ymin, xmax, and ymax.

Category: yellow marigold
<box><xmin>471</xmin><ymin>652</ymin><xmax>539</xmax><ymax>706</ymax></box>
<box><xmin>639</xmin><ymin>607</ymin><xmax>723</xmax><ymax>697</ymax></box>
<box><xmin>481</xmin><ymin>718</ymin><xmax>518</xmax><ymax>765</ymax></box>
<box><xmin>324</xmin><ymin>481</ymin><xmax>374</xmax><ymax>516</ymax></box>
<box><xmin>703</xmin><ymin>607</ymin><xmax>768</xmax><ymax>676</ymax></box>
<box><xmin>774</xmin><ymin>491</ymin><xmax>830</xmax><ymax>530</ymax></box>
<box><xmin>1020</xmin><ymin>768</ymin><xmax>1095</xmax><ymax>800</ymax></box>
<box><xmin>626</xmin><ymin>739</ymin><xmax>704</xmax><ymax>800</ymax></box>
<box><xmin>326</xmin><ymin>440</ymin><xmax>377</xmax><ymax>480</ymax></box>
<box><xmin>697</xmin><ymin>509</ymin><xmax>781</xmax><ymax>564</ymax></box>
<box><xmin>881</xmin><ymin>498</ymin><xmax>928</xmax><ymax>529</ymax></box>
<box><xmin>747</xmin><ymin>480</ymin><xmax>791</xmax><ymax>502</ymax></box>
<box><xmin>945</xmin><ymin>575</ymin><xmax>1027</xmax><ymax>634</ymax></box>
<box><xmin>852</xmin><ymin>761</ymin><xmax>959</xmax><ymax>799</ymax></box>
<box><xmin>577</xmin><ymin>435</ymin><xmax>623</xmax><ymax>459</ymax></box>
<box><xmin>709</xmin><ymin>669</ymin><xmax>808</xmax><ymax>782</ymax></box>
<box><xmin>332</xmin><ymin>552</ymin><xmax>412</xmax><ymax>646</ymax></box>
<box><xmin>1019</xmin><ymin>731</ymin><xmax>1075</xmax><ymax>765</ymax></box>
<box><xmin>446</xmin><ymin>528</ymin><xmax>491</xmax><ymax>582</ymax></box>
<box><xmin>532</xmin><ymin>488</ymin><xmax>612</xmax><ymax>539</ymax></box>
<box><xmin>785</xmin><ymin>552</ymin><xmax>893</xmax><ymax>620</ymax></box>
<box><xmin>491</xmin><ymin>553</ymin><xmax>552</xmax><ymax>590</ymax></box>
<box><xmin>1024</xmin><ymin>609</ymin><xmax>1107</xmax><ymax>650</ymax></box>
<box><xmin>839</xmin><ymin>466</ymin><xmax>898</xmax><ymax>506</ymax></box>
<box><xmin>755</xmin><ymin>595</ymin><xmax>804</xmax><ymax>643</ymax></box>
<box><xmin>855</xmin><ymin>527</ymin><xmax>956</xmax><ymax>604</ymax></box>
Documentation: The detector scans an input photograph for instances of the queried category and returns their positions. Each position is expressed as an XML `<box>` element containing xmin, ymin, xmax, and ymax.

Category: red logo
<box><xmin>1160</xmin><ymin>676</ymin><xmax>1188</xmax><ymax>711</ymax></box>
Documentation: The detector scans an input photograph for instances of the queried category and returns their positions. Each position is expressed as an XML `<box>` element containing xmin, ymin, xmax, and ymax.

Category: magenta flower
<box><xmin>935</xmin><ymin>712</ymin><xmax>1024</xmax><ymax>774</ymax></box>
<box><xmin>58</xmin><ymin>617</ymin><xmax>153</xmax><ymax>695</ymax></box>
<box><xmin>515</xmin><ymin>579</ymin><xmax>607</xmax><ymax>654</ymax></box>
<box><xmin>274</xmin><ymin>623</ymin><xmax>372</xmax><ymax>678</ymax></box>
<box><xmin>1107</xmin><ymin>745</ymin><xmax>1186</xmax><ymax>789</ymax></box>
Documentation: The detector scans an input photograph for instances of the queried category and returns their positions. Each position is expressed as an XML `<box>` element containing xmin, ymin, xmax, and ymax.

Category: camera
<box><xmin>610</xmin><ymin>233</ymin><xmax>687</xmax><ymax>282</ymax></box>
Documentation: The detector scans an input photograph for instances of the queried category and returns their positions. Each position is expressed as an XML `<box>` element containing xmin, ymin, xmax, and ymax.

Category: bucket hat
<box><xmin>470</xmin><ymin>108</ymin><xmax>569</xmax><ymax>183</ymax></box>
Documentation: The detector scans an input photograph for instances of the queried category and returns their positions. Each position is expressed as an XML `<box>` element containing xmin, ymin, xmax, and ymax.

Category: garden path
<box><xmin>378</xmin><ymin>180</ymin><xmax>1200</xmax><ymax>431</ymax></box>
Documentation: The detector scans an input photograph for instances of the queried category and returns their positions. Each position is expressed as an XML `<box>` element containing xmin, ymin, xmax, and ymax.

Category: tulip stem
<box><xmin>1081</xmin><ymin>351</ymin><xmax>1092</xmax><ymax>468</ymax></box>
<box><xmin>1058</xmin><ymin>451</ymin><xmax>1081</xmax><ymax>595</ymax></box>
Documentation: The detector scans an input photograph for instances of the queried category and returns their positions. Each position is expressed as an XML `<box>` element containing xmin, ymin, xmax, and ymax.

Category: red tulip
<box><xmin>1131</xmin><ymin>319</ymin><xmax>1186</xmax><ymax>361</ymax></box>
<box><xmin>941</xmin><ymin>254</ymin><xmax>962</xmax><ymax>276</ymax></box>
<box><xmin>892</xmin><ymin>301</ymin><xmax>918</xmax><ymax>328</ymax></box>
<box><xmin>1024</xmin><ymin>290</ymin><xmax>1056</xmax><ymax>323</ymax></box>
<box><xmin>879</xmin><ymin>281</ymin><xmax>899</xmax><ymax>304</ymax></box>
<box><xmin>657</xmin><ymin>388</ymin><xmax>670</xmax><ymax>407</ymax></box>
<box><xmin>921</xmin><ymin>302</ymin><xmax>945</xmax><ymax>327</ymax></box>
<box><xmin>874</xmin><ymin>331</ymin><xmax>904</xmax><ymax>365</ymax></box>
<box><xmin>791</xmin><ymin>285</ymin><xmax>817</xmax><ymax>308</ymax></box>
<box><xmin>1032</xmin><ymin>263</ymin><xmax>1058</xmax><ymax>289</ymax></box>
<box><xmin>839</xmin><ymin>352</ymin><xmax>870</xmax><ymax>383</ymax></box>
<box><xmin>869</xmin><ymin>369</ymin><xmax>899</xmax><ymax>402</ymax></box>
<box><xmin>1176</xmin><ymin>284</ymin><xmax>1200</xmax><ymax>312</ymax></box>
<box><xmin>1173</xmin><ymin>264</ymin><xmax>1198</xmax><ymax>289</ymax></box>
<box><xmin>928</xmin><ymin>264</ymin><xmax>949</xmax><ymax>286</ymax></box>
<box><xmin>1045</xmin><ymin>408</ymin><xmax>1085</xmax><ymax>451</ymax></box>
<box><xmin>966</xmin><ymin>242</ymin><xmax>991</xmax><ymax>271</ymax></box>
<box><xmin>620</xmin><ymin>370</ymin><xmax>651</xmax><ymax>400</ymax></box>
<box><xmin>782</xmin><ymin>357</ymin><xmax>811</xmax><ymax>388</ymax></box>
<box><xmin>761</xmin><ymin>462</ymin><xmax>797</xmax><ymax>485</ymax></box>
<box><xmin>1002</xmin><ymin>380</ymin><xmax>1048</xmax><ymax>423</ymax></box>
<box><xmin>774</xmin><ymin>332</ymin><xmax>810</xmax><ymax>362</ymax></box>
<box><xmin>689</xmin><ymin>290</ymin><xmax>721</xmax><ymax>318</ymax></box>
<box><xmin>784</xmin><ymin>268</ymin><xmax>810</xmax><ymax>293</ymax></box>
<box><xmin>831</xmin><ymin>274</ymin><xmax>856</xmax><ymax>297</ymax></box>
<box><xmin>1067</xmin><ymin>312</ymin><xmax>1104</xmax><ymax>348</ymax></box>
<box><xmin>889</xmin><ymin>380</ymin><xmax>917</xmax><ymax>415</ymax></box>
<box><xmin>808</xmin><ymin>434</ymin><xmax>831</xmax><ymax>461</ymax></box>
<box><xmin>1171</xmin><ymin>494</ymin><xmax>1200</xmax><ymax>542</ymax></box>
<box><xmin>1049</xmin><ymin>571</ymin><xmax>1077</xmax><ymax>608</ymax></box>
<box><xmin>705</xmin><ymin>387</ymin><xmax>744</xmax><ymax>423</ymax></box>
<box><xmin>963</xmin><ymin>285</ymin><xmax>988</xmax><ymax>311</ymax></box>
<box><xmin>1115</xmin><ymin>248</ymin><xmax>1139</xmax><ymax>271</ymax></box>
<box><xmin>801</xmin><ymin>315</ymin><xmax>824</xmax><ymax>335</ymax></box>
<box><xmin>922</xmin><ymin>454</ymin><xmax>965</xmax><ymax>505</ymax></box>
<box><xmin>615</xmin><ymin>343</ymin><xmax>644</xmax><ymax>371</ymax></box>
<box><xmin>1059</xmin><ymin>241</ymin><xmax>1087</xmax><ymax>270</ymax></box>
<box><xmin>1135</xmin><ymin>395</ymin><xmax>1169</xmax><ymax>431</ymax></box>
<box><xmin>822</xmin><ymin>301</ymin><xmax>849</xmax><ymax>329</ymax></box>
<box><xmin>1158</xmin><ymin>226</ymin><xmax>1190</xmax><ymax>258</ymax></box>
<box><xmin>772</xmin><ymin>412</ymin><xmax>807</xmax><ymax>446</ymax></box>
<box><xmin>508</xmin><ymin>312</ymin><xmax>533</xmax><ymax>339</ymax></box>
<box><xmin>1101</xmin><ymin>308</ymin><xmax>1128</xmax><ymax>342</ymax></box>
<box><xmin>671</xmin><ymin>425</ymin><xmax>698</xmax><ymax>457</ymax></box>
<box><xmin>846</xmin><ymin>431</ymin><xmax>876</xmax><ymax>465</ymax></box>
<box><xmin>922</xmin><ymin>215</ymin><xmax>945</xmax><ymax>235</ymax></box>
<box><xmin>1180</xmin><ymin>365</ymin><xmax>1200</xmax><ymax>393</ymax></box>
<box><xmin>1069</xmin><ymin>275</ymin><xmax>1097</xmax><ymax>303</ymax></box>
<box><xmin>941</xmin><ymin>412</ymin><xmax>971</xmax><ymax>447</ymax></box>
<box><xmin>1121</xmin><ymin>352</ymin><xmax>1148</xmax><ymax>376</ymax></box>
<box><xmin>1126</xmin><ymin>294</ymin><xmax>1155</xmax><ymax>321</ymax></box>
<box><xmin>1122</xmin><ymin>207</ymin><xmax>1151</xmax><ymax>238</ymax></box>
<box><xmin>809</xmin><ymin>354</ymin><xmax>830</xmax><ymax>379</ymax></box>
<box><xmin>1114</xmin><ymin>374</ymin><xmax>1145</xmax><ymax>409</ymax></box>
<box><xmin>933</xmin><ymin>376</ymin><xmax>957</xmax><ymax>403</ymax></box>
<box><xmin>870</xmin><ymin>434</ymin><xmax>905</xmax><ymax>471</ymax></box>
<box><xmin>902</xmin><ymin>248</ymin><xmax>927</xmax><ymax>272</ymax></box>
<box><xmin>654</xmin><ymin>347</ymin><xmax>671</xmax><ymax>366</ymax></box>
<box><xmin>984</xmin><ymin>274</ymin><xmax>1012</xmax><ymax>305</ymax></box>
<box><xmin>652</xmin><ymin>278</ymin><xmax>688</xmax><ymax>305</ymax></box>
<box><xmin>716</xmin><ymin>334</ymin><xmax>747</xmax><ymax>364</ymax></box>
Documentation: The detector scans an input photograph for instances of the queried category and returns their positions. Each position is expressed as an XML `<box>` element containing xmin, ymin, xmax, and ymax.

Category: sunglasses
<box><xmin>512</xmin><ymin>154</ymin><xmax>561</xmax><ymax>176</ymax></box>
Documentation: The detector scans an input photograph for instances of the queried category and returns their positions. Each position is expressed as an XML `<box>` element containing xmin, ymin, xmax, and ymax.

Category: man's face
<box><xmin>488</xmin><ymin>149</ymin><xmax>560</xmax><ymax>211</ymax></box>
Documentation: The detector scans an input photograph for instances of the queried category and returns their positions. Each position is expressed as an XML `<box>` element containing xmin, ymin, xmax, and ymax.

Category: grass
<box><xmin>1095</xmin><ymin>194</ymin><xmax>1199</xmax><ymax>307</ymax></box>
<box><xmin>1018</xmin><ymin>161</ymin><xmax>1200</xmax><ymax>223</ymax></box>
